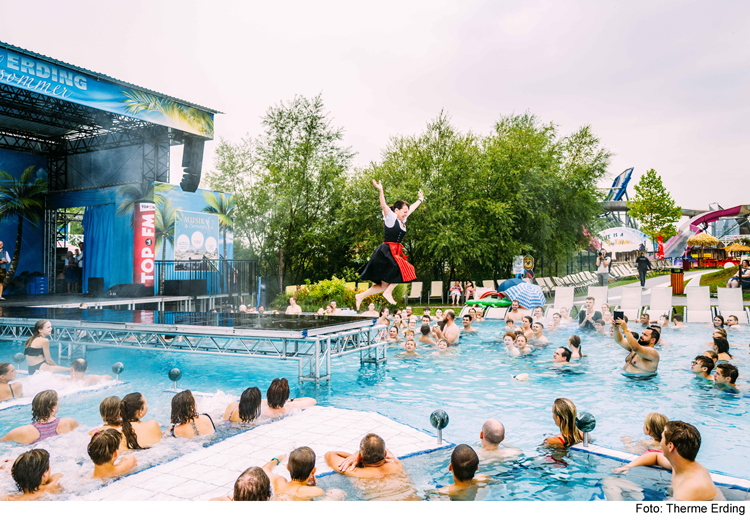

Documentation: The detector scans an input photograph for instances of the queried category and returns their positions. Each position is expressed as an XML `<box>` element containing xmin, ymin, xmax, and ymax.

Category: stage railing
<box><xmin>154</xmin><ymin>259</ymin><xmax>257</xmax><ymax>297</ymax></box>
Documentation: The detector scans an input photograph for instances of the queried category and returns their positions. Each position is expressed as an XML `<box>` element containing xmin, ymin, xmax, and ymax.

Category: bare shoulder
<box><xmin>59</xmin><ymin>417</ymin><xmax>79</xmax><ymax>432</ymax></box>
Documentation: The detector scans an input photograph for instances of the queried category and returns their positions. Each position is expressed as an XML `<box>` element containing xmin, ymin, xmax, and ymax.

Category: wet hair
<box><xmin>663</xmin><ymin>421</ymin><xmax>701</xmax><ymax>461</ymax></box>
<box><xmin>641</xmin><ymin>312</ymin><xmax>650</xmax><ymax>320</ymax></box>
<box><xmin>693</xmin><ymin>355</ymin><xmax>714</xmax><ymax>373</ymax></box>
<box><xmin>568</xmin><ymin>335</ymin><xmax>581</xmax><ymax>354</ymax></box>
<box><xmin>716</xmin><ymin>363</ymin><xmax>739</xmax><ymax>384</ymax></box>
<box><xmin>379</xmin><ymin>307</ymin><xmax>389</xmax><ymax>317</ymax></box>
<box><xmin>0</xmin><ymin>362</ymin><xmax>12</xmax><ymax>377</ymax></box>
<box><xmin>704</xmin><ymin>350</ymin><xmax>719</xmax><ymax>362</ymax></box>
<box><xmin>557</xmin><ymin>347</ymin><xmax>572</xmax><ymax>362</ymax></box>
<box><xmin>594</xmin><ymin>319</ymin><xmax>604</xmax><ymax>326</ymax></box>
<box><xmin>672</xmin><ymin>314</ymin><xmax>683</xmax><ymax>322</ymax></box>
<box><xmin>437</xmin><ymin>338</ymin><xmax>449</xmax><ymax>347</ymax></box>
<box><xmin>713</xmin><ymin>328</ymin><xmax>727</xmax><ymax>339</ymax></box>
<box><xmin>444</xmin><ymin>310</ymin><xmax>455</xmax><ymax>322</ymax></box>
<box><xmin>25</xmin><ymin>320</ymin><xmax>50</xmax><ymax>347</ymax></box>
<box><xmin>630</xmin><ymin>331</ymin><xmax>640</xmax><ymax>340</ymax></box>
<box><xmin>88</xmin><ymin>429</ymin><xmax>122</xmax><ymax>465</ymax></box>
<box><xmin>171</xmin><ymin>390</ymin><xmax>199</xmax><ymax>425</ymax></box>
<box><xmin>71</xmin><ymin>358</ymin><xmax>88</xmax><ymax>373</ymax></box>
<box><xmin>238</xmin><ymin>387</ymin><xmax>262</xmax><ymax>422</ymax></box>
<box><xmin>360</xmin><ymin>433</ymin><xmax>386</xmax><ymax>464</ymax></box>
<box><xmin>11</xmin><ymin>449</ymin><xmax>50</xmax><ymax>493</ymax></box>
<box><xmin>451</xmin><ymin>444</ymin><xmax>479</xmax><ymax>482</ymax></box>
<box><xmin>31</xmin><ymin>390</ymin><xmax>58</xmax><ymax>423</ymax></box>
<box><xmin>405</xmin><ymin>338</ymin><xmax>416</xmax><ymax>347</ymax></box>
<box><xmin>390</xmin><ymin>200</ymin><xmax>409</xmax><ymax>212</ymax></box>
<box><xmin>266</xmin><ymin>378</ymin><xmax>290</xmax><ymax>409</ymax></box>
<box><xmin>505</xmin><ymin>318</ymin><xmax>513</xmax><ymax>325</ymax></box>
<box><xmin>552</xmin><ymin>398</ymin><xmax>583</xmax><ymax>446</ymax></box>
<box><xmin>233</xmin><ymin>467</ymin><xmax>271</xmax><ymax>501</ymax></box>
<box><xmin>288</xmin><ymin>446</ymin><xmax>316</xmax><ymax>482</ymax></box>
<box><xmin>482</xmin><ymin>419</ymin><xmax>505</xmax><ymax>444</ymax></box>
<box><xmin>99</xmin><ymin>396</ymin><xmax>122</xmax><ymax>426</ymax></box>
<box><xmin>120</xmin><ymin>393</ymin><xmax>146</xmax><ymax>450</ymax></box>
<box><xmin>420</xmin><ymin>324</ymin><xmax>431</xmax><ymax>336</ymax></box>
<box><xmin>713</xmin><ymin>337</ymin><xmax>730</xmax><ymax>354</ymax></box>
<box><xmin>522</xmin><ymin>315</ymin><xmax>533</xmax><ymax>325</ymax></box>
<box><xmin>503</xmin><ymin>331</ymin><xmax>517</xmax><ymax>341</ymax></box>
<box><xmin>644</xmin><ymin>413</ymin><xmax>669</xmax><ymax>441</ymax></box>
<box><xmin>714</xmin><ymin>314</ymin><xmax>725</xmax><ymax>327</ymax></box>
<box><xmin>534</xmin><ymin>321</ymin><xmax>545</xmax><ymax>330</ymax></box>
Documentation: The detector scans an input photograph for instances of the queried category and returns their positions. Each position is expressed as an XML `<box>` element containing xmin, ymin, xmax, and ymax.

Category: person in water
<box><xmin>261</xmin><ymin>447</ymin><xmax>330</xmax><ymax>501</ymax></box>
<box><xmin>1</xmin><ymin>390</ymin><xmax>78</xmax><ymax>444</ymax></box>
<box><xmin>212</xmin><ymin>467</ymin><xmax>271</xmax><ymax>501</ymax></box>
<box><xmin>88</xmin><ymin>429</ymin><xmax>137</xmax><ymax>480</ymax></box>
<box><xmin>613</xmin><ymin>421</ymin><xmax>723</xmax><ymax>501</ymax></box>
<box><xmin>621</xmin><ymin>412</ymin><xmax>669</xmax><ymax>454</ymax></box>
<box><xmin>263</xmin><ymin>378</ymin><xmax>316</xmax><ymax>417</ymax></box>
<box><xmin>0</xmin><ymin>362</ymin><xmax>22</xmax><ymax>402</ymax></box>
<box><xmin>691</xmin><ymin>355</ymin><xmax>715</xmax><ymax>380</ymax></box>
<box><xmin>477</xmin><ymin>419</ymin><xmax>523</xmax><ymax>460</ymax></box>
<box><xmin>66</xmin><ymin>358</ymin><xmax>113</xmax><ymax>386</ymax></box>
<box><xmin>224</xmin><ymin>387</ymin><xmax>262</xmax><ymax>424</ymax></box>
<box><xmin>355</xmin><ymin>180</ymin><xmax>424</xmax><ymax>308</ymax></box>
<box><xmin>169</xmin><ymin>390</ymin><xmax>215</xmax><ymax>438</ymax></box>
<box><xmin>713</xmin><ymin>363</ymin><xmax>739</xmax><ymax>389</ymax></box>
<box><xmin>119</xmin><ymin>393</ymin><xmax>162</xmax><ymax>450</ymax></box>
<box><xmin>1</xmin><ymin>449</ymin><xmax>63</xmax><ymax>501</ymax></box>
<box><xmin>544</xmin><ymin>398</ymin><xmax>583</xmax><ymax>447</ymax></box>
<box><xmin>613</xmin><ymin>318</ymin><xmax>660</xmax><ymax>374</ymax></box>
<box><xmin>436</xmin><ymin>444</ymin><xmax>489</xmax><ymax>500</ymax></box>
<box><xmin>23</xmin><ymin>320</ymin><xmax>68</xmax><ymax>374</ymax></box>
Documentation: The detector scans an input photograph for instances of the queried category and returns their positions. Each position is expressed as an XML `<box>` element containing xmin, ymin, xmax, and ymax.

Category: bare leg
<box><xmin>356</xmin><ymin>283</ymin><xmax>386</xmax><ymax>310</ymax></box>
<box><xmin>382</xmin><ymin>282</ymin><xmax>397</xmax><ymax>305</ymax></box>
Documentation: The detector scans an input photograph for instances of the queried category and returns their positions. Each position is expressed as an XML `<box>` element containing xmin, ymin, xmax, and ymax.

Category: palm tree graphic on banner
<box><xmin>201</xmin><ymin>192</ymin><xmax>234</xmax><ymax>258</ymax></box>
<box><xmin>155</xmin><ymin>200</ymin><xmax>177</xmax><ymax>295</ymax></box>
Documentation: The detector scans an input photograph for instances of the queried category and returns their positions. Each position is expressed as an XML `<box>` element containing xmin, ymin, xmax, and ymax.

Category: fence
<box><xmin>154</xmin><ymin>259</ymin><xmax>257</xmax><ymax>298</ymax></box>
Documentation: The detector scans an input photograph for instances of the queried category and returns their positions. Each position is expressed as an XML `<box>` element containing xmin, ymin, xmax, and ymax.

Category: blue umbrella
<box><xmin>504</xmin><ymin>283</ymin><xmax>545</xmax><ymax>309</ymax></box>
<box><xmin>496</xmin><ymin>278</ymin><xmax>524</xmax><ymax>292</ymax></box>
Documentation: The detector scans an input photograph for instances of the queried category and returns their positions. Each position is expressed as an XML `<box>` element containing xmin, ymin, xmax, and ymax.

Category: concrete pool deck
<box><xmin>81</xmin><ymin>406</ymin><xmax>448</xmax><ymax>501</ymax></box>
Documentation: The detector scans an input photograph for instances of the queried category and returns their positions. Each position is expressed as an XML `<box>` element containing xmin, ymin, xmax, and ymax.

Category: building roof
<box><xmin>0</xmin><ymin>40</ymin><xmax>221</xmax><ymax>115</ymax></box>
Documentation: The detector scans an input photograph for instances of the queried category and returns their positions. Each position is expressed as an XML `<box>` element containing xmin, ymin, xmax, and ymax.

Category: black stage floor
<box><xmin>0</xmin><ymin>293</ymin><xmax>189</xmax><ymax>308</ymax></box>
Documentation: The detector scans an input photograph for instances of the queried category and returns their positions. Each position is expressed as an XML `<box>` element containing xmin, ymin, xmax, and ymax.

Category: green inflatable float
<box><xmin>465</xmin><ymin>298</ymin><xmax>512</xmax><ymax>308</ymax></box>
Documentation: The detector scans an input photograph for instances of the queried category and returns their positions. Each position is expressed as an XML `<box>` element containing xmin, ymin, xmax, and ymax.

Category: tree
<box><xmin>0</xmin><ymin>166</ymin><xmax>47</xmax><ymax>287</ymax></box>
<box><xmin>154</xmin><ymin>200</ymin><xmax>177</xmax><ymax>295</ymax></box>
<box><xmin>628</xmin><ymin>169</ymin><xmax>682</xmax><ymax>244</ymax></box>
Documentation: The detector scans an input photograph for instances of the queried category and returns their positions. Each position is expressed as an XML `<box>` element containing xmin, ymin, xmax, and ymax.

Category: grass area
<box><xmin>607</xmin><ymin>270</ymin><xmax>671</xmax><ymax>289</ymax></box>
<box><xmin>699</xmin><ymin>265</ymin><xmax>750</xmax><ymax>299</ymax></box>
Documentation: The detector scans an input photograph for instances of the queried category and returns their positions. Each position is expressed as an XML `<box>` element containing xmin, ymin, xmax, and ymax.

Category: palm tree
<box><xmin>116</xmin><ymin>181</ymin><xmax>170</xmax><ymax>227</ymax></box>
<box><xmin>202</xmin><ymin>192</ymin><xmax>234</xmax><ymax>258</ymax></box>
<box><xmin>0</xmin><ymin>167</ymin><xmax>46</xmax><ymax>288</ymax></box>
<box><xmin>154</xmin><ymin>200</ymin><xmax>177</xmax><ymax>295</ymax></box>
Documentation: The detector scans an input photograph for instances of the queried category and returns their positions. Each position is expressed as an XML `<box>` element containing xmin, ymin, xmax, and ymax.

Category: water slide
<box><xmin>663</xmin><ymin>205</ymin><xmax>750</xmax><ymax>259</ymax></box>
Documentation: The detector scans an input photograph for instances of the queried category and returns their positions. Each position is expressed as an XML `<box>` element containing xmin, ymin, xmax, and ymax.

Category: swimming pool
<box><xmin>0</xmin><ymin>316</ymin><xmax>748</xmax><ymax>499</ymax></box>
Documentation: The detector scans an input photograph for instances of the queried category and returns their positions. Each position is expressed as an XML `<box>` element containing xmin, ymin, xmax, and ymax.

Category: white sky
<box><xmin>2</xmin><ymin>0</ymin><xmax>749</xmax><ymax>210</ymax></box>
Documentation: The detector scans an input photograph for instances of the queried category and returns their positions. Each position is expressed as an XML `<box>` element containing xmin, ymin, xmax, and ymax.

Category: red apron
<box><xmin>385</xmin><ymin>242</ymin><xmax>416</xmax><ymax>282</ymax></box>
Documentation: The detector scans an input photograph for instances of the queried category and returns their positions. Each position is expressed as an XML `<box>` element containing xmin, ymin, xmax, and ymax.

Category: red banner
<box><xmin>133</xmin><ymin>201</ymin><xmax>156</xmax><ymax>287</ymax></box>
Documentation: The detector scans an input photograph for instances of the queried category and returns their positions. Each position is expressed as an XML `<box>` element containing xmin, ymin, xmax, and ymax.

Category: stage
<box><xmin>0</xmin><ymin>308</ymin><xmax>385</xmax><ymax>384</ymax></box>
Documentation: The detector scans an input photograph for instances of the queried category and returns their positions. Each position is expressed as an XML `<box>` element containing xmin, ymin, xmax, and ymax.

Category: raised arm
<box><xmin>620</xmin><ymin>322</ymin><xmax>658</xmax><ymax>362</ymax></box>
<box><xmin>407</xmin><ymin>189</ymin><xmax>425</xmax><ymax>217</ymax></box>
<box><xmin>373</xmin><ymin>180</ymin><xmax>390</xmax><ymax>218</ymax></box>
<box><xmin>613</xmin><ymin>319</ymin><xmax>632</xmax><ymax>352</ymax></box>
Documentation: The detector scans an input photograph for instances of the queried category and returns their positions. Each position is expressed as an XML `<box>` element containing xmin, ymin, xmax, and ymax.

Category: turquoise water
<box><xmin>0</xmin><ymin>317</ymin><xmax>748</xmax><ymax>499</ymax></box>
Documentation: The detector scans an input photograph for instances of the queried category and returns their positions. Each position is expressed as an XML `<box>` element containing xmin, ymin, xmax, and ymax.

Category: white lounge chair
<box><xmin>685</xmin><ymin>286</ymin><xmax>712</xmax><ymax>323</ymax></box>
<box><xmin>408</xmin><ymin>282</ymin><xmax>423</xmax><ymax>303</ymax></box>
<box><xmin>587</xmin><ymin>286</ymin><xmax>608</xmax><ymax>310</ymax></box>
<box><xmin>544</xmin><ymin>286</ymin><xmax>575</xmax><ymax>317</ymax></box>
<box><xmin>716</xmin><ymin>287</ymin><xmax>749</xmax><ymax>324</ymax></box>
<box><xmin>474</xmin><ymin>287</ymin><xmax>490</xmax><ymax>299</ymax></box>
<box><xmin>648</xmin><ymin>286</ymin><xmax>673</xmax><ymax>323</ymax></box>
<box><xmin>482</xmin><ymin>280</ymin><xmax>495</xmax><ymax>290</ymax></box>
<box><xmin>619</xmin><ymin>286</ymin><xmax>643</xmax><ymax>321</ymax></box>
<box><xmin>429</xmin><ymin>281</ymin><xmax>444</xmax><ymax>304</ymax></box>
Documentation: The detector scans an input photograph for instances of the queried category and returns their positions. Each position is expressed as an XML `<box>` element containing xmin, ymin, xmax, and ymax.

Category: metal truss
<box><xmin>0</xmin><ymin>322</ymin><xmax>387</xmax><ymax>385</ymax></box>
<box><xmin>43</xmin><ymin>208</ymin><xmax>58</xmax><ymax>293</ymax></box>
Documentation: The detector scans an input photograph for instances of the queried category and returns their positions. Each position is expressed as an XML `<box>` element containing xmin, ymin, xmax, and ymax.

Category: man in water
<box><xmin>362</xmin><ymin>303</ymin><xmax>379</xmax><ymax>317</ymax></box>
<box><xmin>671</xmin><ymin>314</ymin><xmax>685</xmax><ymax>328</ymax></box>
<box><xmin>578</xmin><ymin>297</ymin><xmax>602</xmax><ymax>331</ymax></box>
<box><xmin>285</xmin><ymin>297</ymin><xmax>302</xmax><ymax>315</ymax></box>
<box><xmin>477</xmin><ymin>419</ymin><xmax>522</xmax><ymax>461</ymax></box>
<box><xmin>261</xmin><ymin>447</ymin><xmax>329</xmax><ymax>500</ymax></box>
<box><xmin>1</xmin><ymin>449</ymin><xmax>63</xmax><ymax>501</ymax></box>
<box><xmin>66</xmin><ymin>359</ymin><xmax>113</xmax><ymax>386</ymax></box>
<box><xmin>462</xmin><ymin>315</ymin><xmax>477</xmax><ymax>333</ymax></box>
<box><xmin>212</xmin><ymin>467</ymin><xmax>271</xmax><ymax>501</ymax></box>
<box><xmin>506</xmin><ymin>300</ymin><xmax>525</xmax><ymax>323</ymax></box>
<box><xmin>433</xmin><ymin>309</ymin><xmax>460</xmax><ymax>344</ymax></box>
<box><xmin>88</xmin><ymin>430</ymin><xmax>137</xmax><ymax>480</ymax></box>
<box><xmin>530</xmin><ymin>322</ymin><xmax>550</xmax><ymax>346</ymax></box>
<box><xmin>325</xmin><ymin>433</ymin><xmax>418</xmax><ymax>500</ymax></box>
<box><xmin>613</xmin><ymin>318</ymin><xmax>659</xmax><ymax>374</ymax></box>
<box><xmin>639</xmin><ymin>312</ymin><xmax>653</xmax><ymax>327</ymax></box>
<box><xmin>405</xmin><ymin>306</ymin><xmax>413</xmax><ymax>320</ymax></box>
<box><xmin>613</xmin><ymin>421</ymin><xmax>723</xmax><ymax>501</ymax></box>
<box><xmin>552</xmin><ymin>347</ymin><xmax>572</xmax><ymax>363</ymax></box>
<box><xmin>419</xmin><ymin>324</ymin><xmax>437</xmax><ymax>346</ymax></box>
<box><xmin>691</xmin><ymin>355</ymin><xmax>714</xmax><ymax>380</ymax></box>
<box><xmin>330</xmin><ymin>301</ymin><xmax>341</xmax><ymax>315</ymax></box>
<box><xmin>713</xmin><ymin>363</ymin><xmax>738</xmax><ymax>389</ymax></box>
<box><xmin>725</xmin><ymin>315</ymin><xmax>740</xmax><ymax>327</ymax></box>
<box><xmin>436</xmin><ymin>444</ymin><xmax>489</xmax><ymax>500</ymax></box>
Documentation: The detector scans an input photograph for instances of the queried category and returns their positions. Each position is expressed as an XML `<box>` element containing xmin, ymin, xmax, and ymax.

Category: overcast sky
<box><xmin>3</xmin><ymin>0</ymin><xmax>749</xmax><ymax>210</ymax></box>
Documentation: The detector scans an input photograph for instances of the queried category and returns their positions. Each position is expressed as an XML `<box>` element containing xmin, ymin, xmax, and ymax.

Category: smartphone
<box><xmin>613</xmin><ymin>310</ymin><xmax>624</xmax><ymax>322</ymax></box>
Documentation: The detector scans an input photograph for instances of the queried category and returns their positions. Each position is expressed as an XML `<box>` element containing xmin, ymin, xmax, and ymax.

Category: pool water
<box><xmin>0</xmin><ymin>317</ymin><xmax>748</xmax><ymax>499</ymax></box>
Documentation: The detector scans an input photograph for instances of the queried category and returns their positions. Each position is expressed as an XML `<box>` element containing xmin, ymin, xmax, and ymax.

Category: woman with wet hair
<box><xmin>170</xmin><ymin>390</ymin><xmax>215</xmax><ymax>438</ymax></box>
<box><xmin>0</xmin><ymin>362</ymin><xmax>23</xmax><ymax>402</ymax></box>
<box><xmin>545</xmin><ymin>398</ymin><xmax>583</xmax><ymax>447</ymax></box>
<box><xmin>24</xmin><ymin>320</ymin><xmax>67</xmax><ymax>374</ymax></box>
<box><xmin>263</xmin><ymin>378</ymin><xmax>316</xmax><ymax>417</ymax></box>
<box><xmin>1</xmin><ymin>449</ymin><xmax>63</xmax><ymax>501</ymax></box>
<box><xmin>355</xmin><ymin>180</ymin><xmax>424</xmax><ymax>308</ymax></box>
<box><xmin>224</xmin><ymin>387</ymin><xmax>262</xmax><ymax>424</ymax></box>
<box><xmin>1</xmin><ymin>390</ymin><xmax>78</xmax><ymax>444</ymax></box>
<box><xmin>713</xmin><ymin>315</ymin><xmax>725</xmax><ymax>329</ymax></box>
<box><xmin>88</xmin><ymin>396</ymin><xmax>127</xmax><ymax>449</ymax></box>
<box><xmin>119</xmin><ymin>393</ymin><xmax>162</xmax><ymax>450</ymax></box>
<box><xmin>568</xmin><ymin>335</ymin><xmax>584</xmax><ymax>358</ymax></box>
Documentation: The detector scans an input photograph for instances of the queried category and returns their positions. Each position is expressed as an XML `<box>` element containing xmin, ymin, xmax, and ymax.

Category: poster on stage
<box><xmin>598</xmin><ymin>227</ymin><xmax>654</xmax><ymax>253</ymax></box>
<box><xmin>133</xmin><ymin>201</ymin><xmax>156</xmax><ymax>287</ymax></box>
<box><xmin>174</xmin><ymin>210</ymin><xmax>220</xmax><ymax>265</ymax></box>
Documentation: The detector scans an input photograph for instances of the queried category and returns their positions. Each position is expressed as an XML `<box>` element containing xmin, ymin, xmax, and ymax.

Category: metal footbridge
<box><xmin>0</xmin><ymin>308</ymin><xmax>387</xmax><ymax>384</ymax></box>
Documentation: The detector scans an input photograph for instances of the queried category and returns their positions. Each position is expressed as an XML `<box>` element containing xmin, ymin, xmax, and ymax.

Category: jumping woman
<box><xmin>356</xmin><ymin>180</ymin><xmax>424</xmax><ymax>308</ymax></box>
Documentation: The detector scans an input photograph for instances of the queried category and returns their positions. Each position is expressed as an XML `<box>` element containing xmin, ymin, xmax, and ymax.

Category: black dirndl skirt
<box><xmin>359</xmin><ymin>243</ymin><xmax>415</xmax><ymax>285</ymax></box>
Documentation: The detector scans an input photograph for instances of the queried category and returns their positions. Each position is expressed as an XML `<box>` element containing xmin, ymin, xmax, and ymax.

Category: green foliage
<box><xmin>273</xmin><ymin>276</ymin><xmax>406</xmax><ymax>310</ymax></box>
<box><xmin>201</xmin><ymin>192</ymin><xmax>234</xmax><ymax>258</ymax></box>
<box><xmin>154</xmin><ymin>200</ymin><xmax>177</xmax><ymax>294</ymax></box>
<box><xmin>628</xmin><ymin>169</ymin><xmax>681</xmax><ymax>242</ymax></box>
<box><xmin>699</xmin><ymin>265</ymin><xmax>738</xmax><ymax>293</ymax></box>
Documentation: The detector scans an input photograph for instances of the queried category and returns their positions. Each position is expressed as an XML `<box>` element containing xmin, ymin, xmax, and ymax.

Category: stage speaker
<box><xmin>164</xmin><ymin>279</ymin><xmax>207</xmax><ymax>297</ymax></box>
<box><xmin>89</xmin><ymin>277</ymin><xmax>104</xmax><ymax>297</ymax></box>
<box><xmin>180</xmin><ymin>136</ymin><xmax>205</xmax><ymax>193</ymax></box>
<box><xmin>104</xmin><ymin>283</ymin><xmax>152</xmax><ymax>298</ymax></box>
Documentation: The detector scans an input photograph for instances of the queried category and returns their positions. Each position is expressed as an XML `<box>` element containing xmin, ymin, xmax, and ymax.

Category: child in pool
<box><xmin>621</xmin><ymin>412</ymin><xmax>668</xmax><ymax>454</ymax></box>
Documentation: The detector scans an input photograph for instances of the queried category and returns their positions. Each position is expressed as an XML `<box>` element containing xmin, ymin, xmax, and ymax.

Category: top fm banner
<box><xmin>0</xmin><ymin>47</ymin><xmax>213</xmax><ymax>139</ymax></box>
<box><xmin>174</xmin><ymin>210</ymin><xmax>219</xmax><ymax>262</ymax></box>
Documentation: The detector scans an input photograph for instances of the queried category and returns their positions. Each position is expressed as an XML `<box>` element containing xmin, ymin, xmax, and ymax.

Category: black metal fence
<box><xmin>154</xmin><ymin>259</ymin><xmax>257</xmax><ymax>297</ymax></box>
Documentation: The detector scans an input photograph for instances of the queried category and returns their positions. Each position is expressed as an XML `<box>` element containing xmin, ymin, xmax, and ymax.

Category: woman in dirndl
<box><xmin>356</xmin><ymin>180</ymin><xmax>424</xmax><ymax>308</ymax></box>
